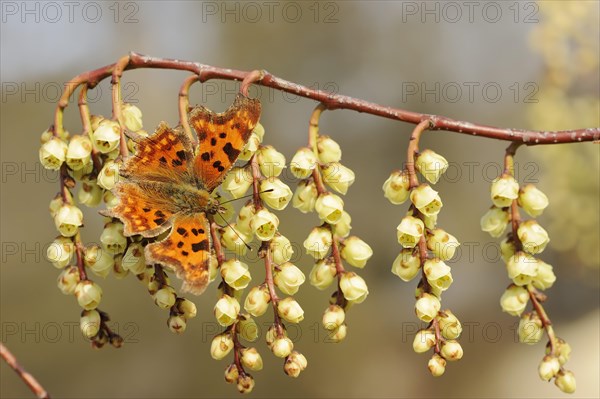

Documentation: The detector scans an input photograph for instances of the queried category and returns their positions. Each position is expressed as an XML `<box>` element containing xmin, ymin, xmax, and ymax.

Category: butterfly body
<box><xmin>104</xmin><ymin>94</ymin><xmax>261</xmax><ymax>294</ymax></box>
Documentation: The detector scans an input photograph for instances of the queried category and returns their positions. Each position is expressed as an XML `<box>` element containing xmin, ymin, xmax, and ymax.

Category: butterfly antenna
<box><xmin>219</xmin><ymin>189</ymin><xmax>274</xmax><ymax>205</ymax></box>
<box><xmin>215</xmin><ymin>212</ymin><xmax>252</xmax><ymax>251</ymax></box>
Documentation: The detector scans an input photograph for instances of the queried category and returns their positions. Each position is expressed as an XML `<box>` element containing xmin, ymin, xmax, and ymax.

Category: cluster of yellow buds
<box><xmin>482</xmin><ymin>149</ymin><xmax>575</xmax><ymax>394</ymax></box>
<box><xmin>292</xmin><ymin>112</ymin><xmax>372</xmax><ymax>341</ymax></box>
<box><xmin>384</xmin><ymin>142</ymin><xmax>463</xmax><ymax>376</ymax></box>
<box><xmin>209</xmin><ymin>122</ymin><xmax>308</xmax><ymax>394</ymax></box>
<box><xmin>42</xmin><ymin>102</ymin><xmax>145</xmax><ymax>348</ymax></box>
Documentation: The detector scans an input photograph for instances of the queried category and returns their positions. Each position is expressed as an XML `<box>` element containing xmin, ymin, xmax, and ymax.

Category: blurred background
<box><xmin>1</xmin><ymin>1</ymin><xmax>598</xmax><ymax>398</ymax></box>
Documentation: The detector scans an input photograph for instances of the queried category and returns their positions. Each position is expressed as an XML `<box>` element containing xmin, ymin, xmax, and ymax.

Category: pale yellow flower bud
<box><xmin>538</xmin><ymin>355</ymin><xmax>560</xmax><ymax>381</ymax></box>
<box><xmin>518</xmin><ymin>184</ymin><xmax>549</xmax><ymax>217</ymax></box>
<box><xmin>80</xmin><ymin>309</ymin><xmax>101</xmax><ymax>339</ymax></box>
<box><xmin>517</xmin><ymin>220</ymin><xmax>550</xmax><ymax>255</ymax></box>
<box><xmin>506</xmin><ymin>251</ymin><xmax>539</xmax><ymax>286</ymax></box>
<box><xmin>437</xmin><ymin>310</ymin><xmax>462</xmax><ymax>340</ymax></box>
<box><xmin>238</xmin><ymin>128</ymin><xmax>262</xmax><ymax>161</ymax></box>
<box><xmin>236</xmin><ymin>374</ymin><xmax>255</xmax><ymax>394</ymax></box>
<box><xmin>39</xmin><ymin>137</ymin><xmax>67</xmax><ymax>170</ymax></box>
<box><xmin>244</xmin><ymin>286</ymin><xmax>270</xmax><ymax>317</ymax></box>
<box><xmin>250</xmin><ymin>209</ymin><xmax>279</xmax><ymax>241</ymax></box>
<box><xmin>153</xmin><ymin>286</ymin><xmax>176</xmax><ymax>309</ymax></box>
<box><xmin>97</xmin><ymin>160</ymin><xmax>120</xmax><ymax>190</ymax></box>
<box><xmin>100</xmin><ymin>222</ymin><xmax>127</xmax><ymax>255</ymax></box>
<box><xmin>427</xmin><ymin>229</ymin><xmax>460</xmax><ymax>261</ymax></box>
<box><xmin>240</xmin><ymin>347</ymin><xmax>263</xmax><ymax>371</ymax></box>
<box><xmin>391</xmin><ymin>249</ymin><xmax>421</xmax><ymax>282</ymax></box>
<box><xmin>57</xmin><ymin>266</ymin><xmax>80</xmax><ymax>295</ymax></box>
<box><xmin>490</xmin><ymin>173</ymin><xmax>519</xmax><ymax>208</ymax></box>
<box><xmin>272</xmin><ymin>337</ymin><xmax>294</xmax><ymax>358</ymax></box>
<box><xmin>500</xmin><ymin>238</ymin><xmax>517</xmax><ymax>263</ymax></box>
<box><xmin>415</xmin><ymin>293</ymin><xmax>441</xmax><ymax>323</ymax></box>
<box><xmin>221</xmin><ymin>259</ymin><xmax>252</xmax><ymax>290</ymax></box>
<box><xmin>554</xmin><ymin>370</ymin><xmax>576</xmax><ymax>394</ymax></box>
<box><xmin>309</xmin><ymin>259</ymin><xmax>337</xmax><ymax>290</ymax></box>
<box><xmin>382</xmin><ymin>170</ymin><xmax>411</xmax><ymax>205</ymax></box>
<box><xmin>415</xmin><ymin>149</ymin><xmax>449</xmax><ymax>184</ymax></box>
<box><xmin>410</xmin><ymin>184</ymin><xmax>443</xmax><ymax>217</ymax></box>
<box><xmin>260</xmin><ymin>177</ymin><xmax>293</xmax><ymax>210</ymax></box>
<box><xmin>92</xmin><ymin>120</ymin><xmax>121</xmax><ymax>153</ymax></box>
<box><xmin>424</xmin><ymin>258</ymin><xmax>453</xmax><ymax>292</ymax></box>
<box><xmin>224</xmin><ymin>363</ymin><xmax>239</xmax><ymax>384</ymax></box>
<box><xmin>292</xmin><ymin>180</ymin><xmax>318</xmax><ymax>213</ymax></box>
<box><xmin>214</xmin><ymin>295</ymin><xmax>240</xmax><ymax>326</ymax></box>
<box><xmin>316</xmin><ymin>135</ymin><xmax>342</xmax><ymax>163</ymax></box>
<box><xmin>121</xmin><ymin>242</ymin><xmax>146</xmax><ymax>275</ymax></box>
<box><xmin>46</xmin><ymin>236</ymin><xmax>75</xmax><ymax>268</ymax></box>
<box><xmin>518</xmin><ymin>312</ymin><xmax>543</xmax><ymax>345</ymax></box>
<box><xmin>121</xmin><ymin>103</ymin><xmax>143</xmax><ymax>132</ymax></box>
<box><xmin>54</xmin><ymin>205</ymin><xmax>83</xmax><ymax>237</ymax></box>
<box><xmin>440</xmin><ymin>340</ymin><xmax>463</xmax><ymax>361</ymax></box>
<box><xmin>270</xmin><ymin>234</ymin><xmax>294</xmax><ymax>265</ymax></box>
<box><xmin>222</xmin><ymin>166</ymin><xmax>252</xmax><ymax>199</ymax></box>
<box><xmin>340</xmin><ymin>236</ymin><xmax>373</xmax><ymax>268</ymax></box>
<box><xmin>315</xmin><ymin>192</ymin><xmax>344</xmax><ymax>224</ymax></box>
<box><xmin>333</xmin><ymin>210</ymin><xmax>352</xmax><ymax>238</ymax></box>
<box><xmin>500</xmin><ymin>285</ymin><xmax>529</xmax><ymax>316</ymax></box>
<box><xmin>322</xmin><ymin>304</ymin><xmax>345</xmax><ymax>331</ymax></box>
<box><xmin>423</xmin><ymin>213</ymin><xmax>438</xmax><ymax>230</ymax></box>
<box><xmin>75</xmin><ymin>280</ymin><xmax>103</xmax><ymax>310</ymax></box>
<box><xmin>49</xmin><ymin>194</ymin><xmax>66</xmax><ymax>218</ymax></box>
<box><xmin>77</xmin><ymin>177</ymin><xmax>103</xmax><ymax>208</ymax></box>
<box><xmin>176</xmin><ymin>298</ymin><xmax>197</xmax><ymax>319</ymax></box>
<box><xmin>321</xmin><ymin>162</ymin><xmax>355</xmax><ymax>195</ymax></box>
<box><xmin>219</xmin><ymin>224</ymin><xmax>251</xmax><ymax>257</ymax></box>
<box><xmin>237</xmin><ymin>316</ymin><xmax>259</xmax><ymax>342</ymax></box>
<box><xmin>103</xmin><ymin>190</ymin><xmax>118</xmax><ymax>208</ymax></box>
<box><xmin>235</xmin><ymin>202</ymin><xmax>256</xmax><ymax>235</ymax></box>
<box><xmin>274</xmin><ymin>262</ymin><xmax>305</xmax><ymax>295</ymax></box>
<box><xmin>339</xmin><ymin>272</ymin><xmax>369</xmax><ymax>303</ymax></box>
<box><xmin>84</xmin><ymin>245</ymin><xmax>115</xmax><ymax>277</ymax></box>
<box><xmin>211</xmin><ymin>333</ymin><xmax>234</xmax><ymax>360</ymax></box>
<box><xmin>290</xmin><ymin>147</ymin><xmax>318</xmax><ymax>179</ymax></box>
<box><xmin>532</xmin><ymin>260</ymin><xmax>556</xmax><ymax>290</ymax></box>
<box><xmin>167</xmin><ymin>315</ymin><xmax>187</xmax><ymax>334</ymax></box>
<box><xmin>396</xmin><ymin>215</ymin><xmax>424</xmax><ymax>248</ymax></box>
<box><xmin>329</xmin><ymin>324</ymin><xmax>347</xmax><ymax>343</ymax></box>
<box><xmin>550</xmin><ymin>339</ymin><xmax>572</xmax><ymax>366</ymax></box>
<box><xmin>258</xmin><ymin>145</ymin><xmax>286</xmax><ymax>177</ymax></box>
<box><xmin>208</xmin><ymin>252</ymin><xmax>218</xmax><ymax>283</ymax></box>
<box><xmin>277</xmin><ymin>297</ymin><xmax>305</xmax><ymax>323</ymax></box>
<box><xmin>284</xmin><ymin>351</ymin><xmax>308</xmax><ymax>377</ymax></box>
<box><xmin>428</xmin><ymin>354</ymin><xmax>446</xmax><ymax>377</ymax></box>
<box><xmin>413</xmin><ymin>329</ymin><xmax>436</xmax><ymax>353</ymax></box>
<box><xmin>304</xmin><ymin>226</ymin><xmax>333</xmax><ymax>259</ymax></box>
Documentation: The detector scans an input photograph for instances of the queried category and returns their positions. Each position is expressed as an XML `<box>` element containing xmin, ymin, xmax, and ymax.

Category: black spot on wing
<box><xmin>210</xmin><ymin>138</ymin><xmax>217</xmax><ymax>146</ymax></box>
<box><xmin>201</xmin><ymin>152</ymin><xmax>211</xmax><ymax>161</ymax></box>
<box><xmin>219</xmin><ymin>132</ymin><xmax>226</xmax><ymax>138</ymax></box>
<box><xmin>177</xmin><ymin>227</ymin><xmax>188</xmax><ymax>236</ymax></box>
<box><xmin>159</xmin><ymin>156</ymin><xmax>167</xmax><ymax>164</ymax></box>
<box><xmin>222</xmin><ymin>142</ymin><xmax>240</xmax><ymax>163</ymax></box>
<box><xmin>191</xmin><ymin>240</ymin><xmax>210</xmax><ymax>253</ymax></box>
<box><xmin>153</xmin><ymin>217</ymin><xmax>165</xmax><ymax>225</ymax></box>
<box><xmin>176</xmin><ymin>150</ymin><xmax>186</xmax><ymax>160</ymax></box>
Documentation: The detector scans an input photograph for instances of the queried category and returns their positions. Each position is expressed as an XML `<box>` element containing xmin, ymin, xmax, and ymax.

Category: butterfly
<box><xmin>103</xmin><ymin>93</ymin><xmax>261</xmax><ymax>294</ymax></box>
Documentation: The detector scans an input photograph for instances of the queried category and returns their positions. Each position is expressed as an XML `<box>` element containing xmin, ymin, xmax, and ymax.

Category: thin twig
<box><xmin>53</xmin><ymin>52</ymin><xmax>599</xmax><ymax>145</ymax></box>
<box><xmin>0</xmin><ymin>343</ymin><xmax>50</xmax><ymax>399</ymax></box>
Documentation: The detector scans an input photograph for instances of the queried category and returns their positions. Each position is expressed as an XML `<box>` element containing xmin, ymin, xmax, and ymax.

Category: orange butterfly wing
<box><xmin>189</xmin><ymin>93</ymin><xmax>261</xmax><ymax>192</ymax></box>
<box><xmin>103</xmin><ymin>181</ymin><xmax>182</xmax><ymax>237</ymax></box>
<box><xmin>145</xmin><ymin>213</ymin><xmax>212</xmax><ymax>295</ymax></box>
<box><xmin>122</xmin><ymin>122</ymin><xmax>195</xmax><ymax>184</ymax></box>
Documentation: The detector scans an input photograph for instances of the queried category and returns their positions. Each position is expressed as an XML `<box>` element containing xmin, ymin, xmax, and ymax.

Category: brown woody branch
<box><xmin>54</xmin><ymin>52</ymin><xmax>599</xmax><ymax>144</ymax></box>
<box><xmin>0</xmin><ymin>343</ymin><xmax>50</xmax><ymax>399</ymax></box>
